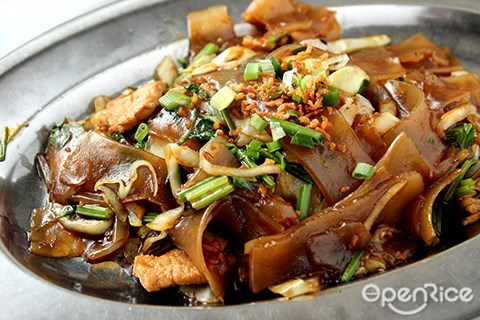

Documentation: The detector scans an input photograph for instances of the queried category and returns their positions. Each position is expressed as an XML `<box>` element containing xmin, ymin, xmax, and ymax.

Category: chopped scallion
<box><xmin>192</xmin><ymin>43</ymin><xmax>219</xmax><ymax>65</ymax></box>
<box><xmin>0</xmin><ymin>126</ymin><xmax>7</xmax><ymax>162</ymax></box>
<box><xmin>134</xmin><ymin>123</ymin><xmax>149</xmax><ymax>142</ymax></box>
<box><xmin>322</xmin><ymin>86</ymin><xmax>340</xmax><ymax>106</ymax></box>
<box><xmin>76</xmin><ymin>204</ymin><xmax>114</xmax><ymax>220</ymax></box>
<box><xmin>292</xmin><ymin>93</ymin><xmax>303</xmax><ymax>104</ymax></box>
<box><xmin>292</xmin><ymin>46</ymin><xmax>307</xmax><ymax>54</ymax></box>
<box><xmin>56</xmin><ymin>205</ymin><xmax>75</xmax><ymax>219</ymax></box>
<box><xmin>341</xmin><ymin>250</ymin><xmax>364</xmax><ymax>283</ymax></box>
<box><xmin>250</xmin><ymin>114</ymin><xmax>268</xmax><ymax>131</ymax></box>
<box><xmin>259</xmin><ymin>59</ymin><xmax>275</xmax><ymax>74</ymax></box>
<box><xmin>244</xmin><ymin>62</ymin><xmax>262</xmax><ymax>81</ymax></box>
<box><xmin>180</xmin><ymin>176</ymin><xmax>231</xmax><ymax>204</ymax></box>
<box><xmin>177</xmin><ymin>109</ymin><xmax>198</xmax><ymax>145</ymax></box>
<box><xmin>269</xmin><ymin>57</ymin><xmax>283</xmax><ymax>78</ymax></box>
<box><xmin>246</xmin><ymin>140</ymin><xmax>263</xmax><ymax>160</ymax></box>
<box><xmin>177</xmin><ymin>176</ymin><xmax>220</xmax><ymax>202</ymax></box>
<box><xmin>267</xmin><ymin>140</ymin><xmax>282</xmax><ymax>152</ymax></box>
<box><xmin>444</xmin><ymin>159</ymin><xmax>473</xmax><ymax>201</ymax></box>
<box><xmin>445</xmin><ymin>123</ymin><xmax>477</xmax><ymax>150</ymax></box>
<box><xmin>159</xmin><ymin>92</ymin><xmax>192</xmax><ymax>110</ymax></box>
<box><xmin>190</xmin><ymin>184</ymin><xmax>235</xmax><ymax>210</ymax></box>
<box><xmin>210</xmin><ymin>86</ymin><xmax>235</xmax><ymax>111</ymax></box>
<box><xmin>267</xmin><ymin>31</ymin><xmax>289</xmax><ymax>44</ymax></box>
<box><xmin>352</xmin><ymin>162</ymin><xmax>376</xmax><ymax>179</ymax></box>
<box><xmin>455</xmin><ymin>178</ymin><xmax>476</xmax><ymax>197</ymax></box>
<box><xmin>236</xmin><ymin>149</ymin><xmax>276</xmax><ymax>189</ymax></box>
<box><xmin>142</xmin><ymin>212</ymin><xmax>158</xmax><ymax>224</ymax></box>
<box><xmin>300</xmin><ymin>75</ymin><xmax>313</xmax><ymax>91</ymax></box>
<box><xmin>297</xmin><ymin>184</ymin><xmax>313</xmax><ymax>220</ymax></box>
<box><xmin>269</xmin><ymin>118</ymin><xmax>323</xmax><ymax>149</ymax></box>
<box><xmin>221</xmin><ymin>110</ymin><xmax>236</xmax><ymax>132</ymax></box>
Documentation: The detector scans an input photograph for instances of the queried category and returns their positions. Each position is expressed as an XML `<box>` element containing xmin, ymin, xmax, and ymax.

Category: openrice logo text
<box><xmin>362</xmin><ymin>283</ymin><xmax>474</xmax><ymax>316</ymax></box>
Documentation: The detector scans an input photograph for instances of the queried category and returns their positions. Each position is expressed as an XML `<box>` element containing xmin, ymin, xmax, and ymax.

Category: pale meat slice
<box><xmin>133</xmin><ymin>249</ymin><xmax>207</xmax><ymax>292</ymax></box>
<box><xmin>91</xmin><ymin>81</ymin><xmax>166</xmax><ymax>134</ymax></box>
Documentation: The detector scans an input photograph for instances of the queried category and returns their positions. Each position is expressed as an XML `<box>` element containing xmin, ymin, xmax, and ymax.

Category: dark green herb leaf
<box><xmin>184</xmin><ymin>83</ymin><xmax>209</xmax><ymax>101</ymax></box>
<box><xmin>190</xmin><ymin>117</ymin><xmax>215</xmax><ymax>141</ymax></box>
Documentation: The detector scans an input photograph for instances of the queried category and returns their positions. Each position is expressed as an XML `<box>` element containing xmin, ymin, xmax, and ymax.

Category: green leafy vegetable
<box><xmin>49</xmin><ymin>118</ymin><xmax>85</xmax><ymax>148</ymax></box>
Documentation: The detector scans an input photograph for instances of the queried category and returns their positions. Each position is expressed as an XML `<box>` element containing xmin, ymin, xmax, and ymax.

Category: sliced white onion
<box><xmin>300</xmin><ymin>38</ymin><xmax>328</xmax><ymax>51</ymax></box>
<box><xmin>168</xmin><ymin>143</ymin><xmax>200</xmax><ymax>167</ymax></box>
<box><xmin>164</xmin><ymin>144</ymin><xmax>183</xmax><ymax>197</ymax></box>
<box><xmin>373</xmin><ymin>112</ymin><xmax>401</xmax><ymax>135</ymax></box>
<box><xmin>94</xmin><ymin>160</ymin><xmax>158</xmax><ymax>200</ymax></box>
<box><xmin>269</xmin><ymin>277</ymin><xmax>321</xmax><ymax>298</ymax></box>
<box><xmin>322</xmin><ymin>54</ymin><xmax>349</xmax><ymax>71</ymax></box>
<box><xmin>199</xmin><ymin>142</ymin><xmax>281</xmax><ymax>178</ymax></box>
<box><xmin>437</xmin><ymin>104</ymin><xmax>477</xmax><ymax>137</ymax></box>
<box><xmin>141</xmin><ymin>231</ymin><xmax>168</xmax><ymax>253</ymax></box>
<box><xmin>327</xmin><ymin>34</ymin><xmax>391</xmax><ymax>54</ymax></box>
<box><xmin>58</xmin><ymin>216</ymin><xmax>113</xmax><ymax>236</ymax></box>
<box><xmin>146</xmin><ymin>205</ymin><xmax>185</xmax><ymax>231</ymax></box>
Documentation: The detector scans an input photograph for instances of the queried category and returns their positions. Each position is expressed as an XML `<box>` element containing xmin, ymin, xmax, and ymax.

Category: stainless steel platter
<box><xmin>1</xmin><ymin>0</ymin><xmax>480</xmax><ymax>319</ymax></box>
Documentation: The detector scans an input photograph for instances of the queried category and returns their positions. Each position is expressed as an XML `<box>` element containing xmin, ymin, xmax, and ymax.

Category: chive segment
<box><xmin>444</xmin><ymin>160</ymin><xmax>473</xmax><ymax>201</ymax></box>
<box><xmin>352</xmin><ymin>162</ymin><xmax>376</xmax><ymax>179</ymax></box>
<box><xmin>322</xmin><ymin>86</ymin><xmax>340</xmax><ymax>106</ymax></box>
<box><xmin>250</xmin><ymin>114</ymin><xmax>268</xmax><ymax>131</ymax></box>
<box><xmin>445</xmin><ymin>123</ymin><xmax>477</xmax><ymax>150</ymax></box>
<box><xmin>297</xmin><ymin>184</ymin><xmax>313</xmax><ymax>220</ymax></box>
<box><xmin>244</xmin><ymin>62</ymin><xmax>262</xmax><ymax>81</ymax></box>
<box><xmin>269</xmin><ymin>118</ymin><xmax>323</xmax><ymax>148</ymax></box>
<box><xmin>267</xmin><ymin>140</ymin><xmax>282</xmax><ymax>152</ymax></box>
<box><xmin>177</xmin><ymin>109</ymin><xmax>198</xmax><ymax>145</ymax></box>
<box><xmin>211</xmin><ymin>86</ymin><xmax>235</xmax><ymax>111</ymax></box>
<box><xmin>134</xmin><ymin>123</ymin><xmax>149</xmax><ymax>142</ymax></box>
<box><xmin>192</xmin><ymin>43</ymin><xmax>219</xmax><ymax>65</ymax></box>
<box><xmin>159</xmin><ymin>92</ymin><xmax>192</xmax><ymax>110</ymax></box>
<box><xmin>455</xmin><ymin>178</ymin><xmax>476</xmax><ymax>197</ymax></box>
<box><xmin>0</xmin><ymin>126</ymin><xmax>7</xmax><ymax>162</ymax></box>
<box><xmin>341</xmin><ymin>250</ymin><xmax>365</xmax><ymax>283</ymax></box>
<box><xmin>259</xmin><ymin>59</ymin><xmax>275</xmax><ymax>74</ymax></box>
<box><xmin>190</xmin><ymin>184</ymin><xmax>235</xmax><ymax>210</ymax></box>
<box><xmin>236</xmin><ymin>149</ymin><xmax>276</xmax><ymax>189</ymax></box>
<box><xmin>76</xmin><ymin>204</ymin><xmax>114</xmax><ymax>220</ymax></box>
<box><xmin>221</xmin><ymin>110</ymin><xmax>236</xmax><ymax>132</ymax></box>
<box><xmin>267</xmin><ymin>31</ymin><xmax>289</xmax><ymax>44</ymax></box>
<box><xmin>142</xmin><ymin>212</ymin><xmax>158</xmax><ymax>224</ymax></box>
<box><xmin>177</xmin><ymin>176</ymin><xmax>220</xmax><ymax>202</ymax></box>
<box><xmin>269</xmin><ymin>57</ymin><xmax>283</xmax><ymax>78</ymax></box>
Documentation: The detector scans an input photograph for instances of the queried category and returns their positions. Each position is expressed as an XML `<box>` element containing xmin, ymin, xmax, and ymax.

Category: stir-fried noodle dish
<box><xmin>26</xmin><ymin>0</ymin><xmax>480</xmax><ymax>305</ymax></box>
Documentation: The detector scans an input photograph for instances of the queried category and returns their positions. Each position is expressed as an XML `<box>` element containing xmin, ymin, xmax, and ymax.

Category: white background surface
<box><xmin>0</xmin><ymin>0</ymin><xmax>117</xmax><ymax>58</ymax></box>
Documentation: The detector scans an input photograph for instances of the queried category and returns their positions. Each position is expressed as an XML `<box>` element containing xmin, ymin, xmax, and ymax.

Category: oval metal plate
<box><xmin>1</xmin><ymin>1</ymin><xmax>480</xmax><ymax>319</ymax></box>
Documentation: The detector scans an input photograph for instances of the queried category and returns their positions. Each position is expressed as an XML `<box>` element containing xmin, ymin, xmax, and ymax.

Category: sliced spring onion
<box><xmin>244</xmin><ymin>62</ymin><xmax>262</xmax><ymax>81</ymax></box>
<box><xmin>135</xmin><ymin>123</ymin><xmax>149</xmax><ymax>142</ymax></box>
<box><xmin>181</xmin><ymin>176</ymin><xmax>230</xmax><ymax>203</ymax></box>
<box><xmin>445</xmin><ymin>122</ymin><xmax>477</xmax><ymax>150</ymax></box>
<box><xmin>246</xmin><ymin>140</ymin><xmax>263</xmax><ymax>160</ymax></box>
<box><xmin>297</xmin><ymin>184</ymin><xmax>313</xmax><ymax>220</ymax></box>
<box><xmin>142</xmin><ymin>212</ymin><xmax>158</xmax><ymax>224</ymax></box>
<box><xmin>267</xmin><ymin>89</ymin><xmax>284</xmax><ymax>100</ymax></box>
<box><xmin>287</xmin><ymin>109</ymin><xmax>299</xmax><ymax>119</ymax></box>
<box><xmin>176</xmin><ymin>109</ymin><xmax>198</xmax><ymax>145</ymax></box>
<box><xmin>285</xmin><ymin>162</ymin><xmax>314</xmax><ymax>184</ymax></box>
<box><xmin>76</xmin><ymin>204</ymin><xmax>114</xmax><ymax>220</ymax></box>
<box><xmin>292</xmin><ymin>94</ymin><xmax>303</xmax><ymax>104</ymax></box>
<box><xmin>269</xmin><ymin>118</ymin><xmax>323</xmax><ymax>148</ymax></box>
<box><xmin>267</xmin><ymin>31</ymin><xmax>289</xmax><ymax>44</ymax></box>
<box><xmin>432</xmin><ymin>203</ymin><xmax>443</xmax><ymax>235</ymax></box>
<box><xmin>341</xmin><ymin>250</ymin><xmax>364</xmax><ymax>283</ymax></box>
<box><xmin>327</xmin><ymin>65</ymin><xmax>370</xmax><ymax>96</ymax></box>
<box><xmin>352</xmin><ymin>162</ymin><xmax>376</xmax><ymax>179</ymax></box>
<box><xmin>292</xmin><ymin>46</ymin><xmax>307</xmax><ymax>54</ymax></box>
<box><xmin>0</xmin><ymin>126</ymin><xmax>7</xmax><ymax>162</ymax></box>
<box><xmin>192</xmin><ymin>42</ymin><xmax>219</xmax><ymax>64</ymax></box>
<box><xmin>159</xmin><ymin>92</ymin><xmax>192</xmax><ymax>110</ymax></box>
<box><xmin>259</xmin><ymin>59</ymin><xmax>275</xmax><ymax>74</ymax></box>
<box><xmin>455</xmin><ymin>178</ymin><xmax>476</xmax><ymax>197</ymax></box>
<box><xmin>177</xmin><ymin>175</ymin><xmax>220</xmax><ymax>202</ymax></box>
<box><xmin>300</xmin><ymin>75</ymin><xmax>314</xmax><ymax>91</ymax></box>
<box><xmin>250</xmin><ymin>114</ymin><xmax>268</xmax><ymax>131</ymax></box>
<box><xmin>221</xmin><ymin>110</ymin><xmax>236</xmax><ymax>132</ymax></box>
<box><xmin>56</xmin><ymin>205</ymin><xmax>76</xmax><ymax>219</ymax></box>
<box><xmin>269</xmin><ymin>57</ymin><xmax>283</xmax><ymax>78</ymax></box>
<box><xmin>266</xmin><ymin>140</ymin><xmax>282</xmax><ymax>152</ymax></box>
<box><xmin>322</xmin><ymin>86</ymin><xmax>340</xmax><ymax>106</ymax></box>
<box><xmin>190</xmin><ymin>184</ymin><xmax>235</xmax><ymax>210</ymax></box>
<box><xmin>210</xmin><ymin>86</ymin><xmax>235</xmax><ymax>111</ymax></box>
<box><xmin>270</xmin><ymin>121</ymin><xmax>287</xmax><ymax>141</ymax></box>
<box><xmin>236</xmin><ymin>149</ymin><xmax>276</xmax><ymax>189</ymax></box>
<box><xmin>444</xmin><ymin>159</ymin><xmax>473</xmax><ymax>201</ymax></box>
<box><xmin>112</xmin><ymin>133</ymin><xmax>125</xmax><ymax>141</ymax></box>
